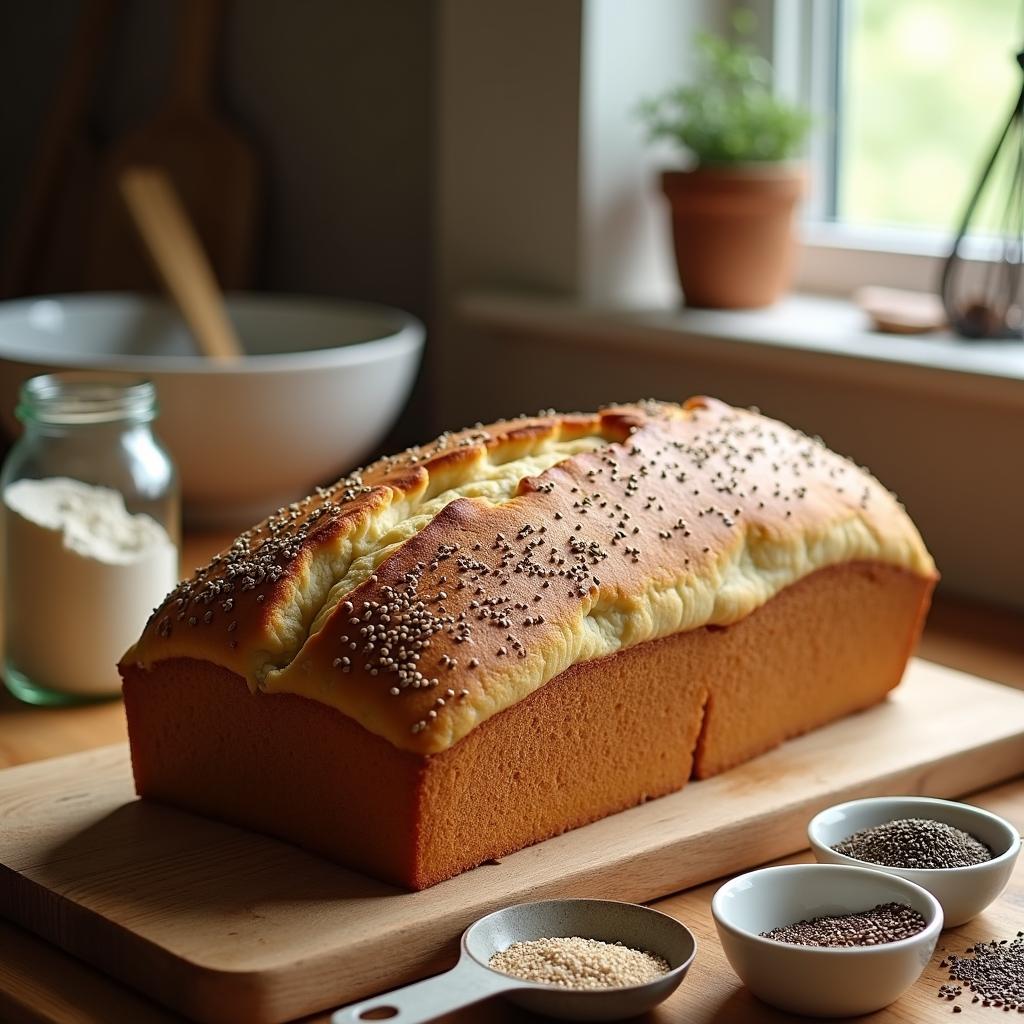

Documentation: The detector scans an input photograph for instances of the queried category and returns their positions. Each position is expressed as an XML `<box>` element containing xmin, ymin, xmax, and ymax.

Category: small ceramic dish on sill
<box><xmin>712</xmin><ymin>863</ymin><xmax>942</xmax><ymax>1017</ymax></box>
<box><xmin>808</xmin><ymin>796</ymin><xmax>1021</xmax><ymax>927</ymax></box>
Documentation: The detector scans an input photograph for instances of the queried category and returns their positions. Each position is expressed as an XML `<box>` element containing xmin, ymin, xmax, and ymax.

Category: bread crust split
<box><xmin>122</xmin><ymin>398</ymin><xmax>935</xmax><ymax>757</ymax></box>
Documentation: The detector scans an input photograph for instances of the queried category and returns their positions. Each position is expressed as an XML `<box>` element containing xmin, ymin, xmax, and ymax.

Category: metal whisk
<box><xmin>940</xmin><ymin>49</ymin><xmax>1024</xmax><ymax>339</ymax></box>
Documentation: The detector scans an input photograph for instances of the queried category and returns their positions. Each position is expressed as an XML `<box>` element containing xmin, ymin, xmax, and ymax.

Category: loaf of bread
<box><xmin>121</xmin><ymin>397</ymin><xmax>936</xmax><ymax>889</ymax></box>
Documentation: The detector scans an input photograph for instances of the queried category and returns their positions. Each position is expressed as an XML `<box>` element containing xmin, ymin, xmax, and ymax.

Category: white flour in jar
<box><xmin>3</xmin><ymin>477</ymin><xmax>178</xmax><ymax>696</ymax></box>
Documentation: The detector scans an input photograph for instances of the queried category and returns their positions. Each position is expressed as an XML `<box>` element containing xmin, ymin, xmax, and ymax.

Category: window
<box><xmin>839</xmin><ymin>0</ymin><xmax>1020</xmax><ymax>234</ymax></box>
<box><xmin>771</xmin><ymin>0</ymin><xmax>1024</xmax><ymax>291</ymax></box>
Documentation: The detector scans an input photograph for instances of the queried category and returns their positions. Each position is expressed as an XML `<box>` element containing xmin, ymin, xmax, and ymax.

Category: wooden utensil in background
<box><xmin>86</xmin><ymin>0</ymin><xmax>261</xmax><ymax>291</ymax></box>
<box><xmin>120</xmin><ymin>167</ymin><xmax>243</xmax><ymax>360</ymax></box>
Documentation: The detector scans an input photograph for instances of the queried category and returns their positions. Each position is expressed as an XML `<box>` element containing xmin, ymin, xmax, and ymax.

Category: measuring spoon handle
<box><xmin>331</xmin><ymin>957</ymin><xmax>521</xmax><ymax>1024</ymax></box>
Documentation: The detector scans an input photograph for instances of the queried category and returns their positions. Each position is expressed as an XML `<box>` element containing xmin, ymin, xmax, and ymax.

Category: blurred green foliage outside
<box><xmin>842</xmin><ymin>0</ymin><xmax>1021</xmax><ymax>235</ymax></box>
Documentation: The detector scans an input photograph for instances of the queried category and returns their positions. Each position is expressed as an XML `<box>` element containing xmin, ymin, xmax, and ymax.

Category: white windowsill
<box><xmin>795</xmin><ymin>222</ymin><xmax>962</xmax><ymax>295</ymax></box>
<box><xmin>458</xmin><ymin>290</ymin><xmax>1024</xmax><ymax>408</ymax></box>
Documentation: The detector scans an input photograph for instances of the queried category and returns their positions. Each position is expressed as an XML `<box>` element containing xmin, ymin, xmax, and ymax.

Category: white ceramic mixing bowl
<box><xmin>0</xmin><ymin>293</ymin><xmax>424</xmax><ymax>526</ymax></box>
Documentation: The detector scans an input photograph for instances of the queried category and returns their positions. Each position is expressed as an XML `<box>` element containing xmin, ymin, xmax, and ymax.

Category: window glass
<box><xmin>839</xmin><ymin>0</ymin><xmax>1021</xmax><ymax>234</ymax></box>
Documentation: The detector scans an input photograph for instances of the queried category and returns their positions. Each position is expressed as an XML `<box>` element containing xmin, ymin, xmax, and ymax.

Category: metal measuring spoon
<box><xmin>332</xmin><ymin>898</ymin><xmax>697</xmax><ymax>1024</ymax></box>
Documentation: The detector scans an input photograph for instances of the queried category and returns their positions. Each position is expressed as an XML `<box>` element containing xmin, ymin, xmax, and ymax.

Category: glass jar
<box><xmin>1</xmin><ymin>372</ymin><xmax>180</xmax><ymax>705</ymax></box>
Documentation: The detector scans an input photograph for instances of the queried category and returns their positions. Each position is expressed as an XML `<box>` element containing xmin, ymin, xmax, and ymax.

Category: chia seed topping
<box><xmin>134</xmin><ymin>398</ymin><xmax>922</xmax><ymax>747</ymax></box>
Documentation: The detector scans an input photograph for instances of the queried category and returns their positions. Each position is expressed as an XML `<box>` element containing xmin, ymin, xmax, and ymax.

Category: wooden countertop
<box><xmin>1</xmin><ymin>532</ymin><xmax>1022</xmax><ymax>1023</ymax></box>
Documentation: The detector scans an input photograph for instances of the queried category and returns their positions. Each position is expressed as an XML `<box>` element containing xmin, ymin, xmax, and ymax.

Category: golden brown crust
<box><xmin>123</xmin><ymin>398</ymin><xmax>936</xmax><ymax>754</ymax></box>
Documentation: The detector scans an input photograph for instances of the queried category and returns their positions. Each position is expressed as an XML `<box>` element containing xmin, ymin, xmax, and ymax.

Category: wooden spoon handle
<box><xmin>119</xmin><ymin>166</ymin><xmax>244</xmax><ymax>360</ymax></box>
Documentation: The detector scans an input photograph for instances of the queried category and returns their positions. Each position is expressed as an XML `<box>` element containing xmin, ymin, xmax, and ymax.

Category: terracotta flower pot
<box><xmin>661</xmin><ymin>164</ymin><xmax>805</xmax><ymax>309</ymax></box>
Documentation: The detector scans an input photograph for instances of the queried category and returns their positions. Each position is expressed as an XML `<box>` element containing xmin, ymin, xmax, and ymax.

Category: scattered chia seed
<box><xmin>488</xmin><ymin>936</ymin><xmax>669</xmax><ymax>989</ymax></box>
<box><xmin>833</xmin><ymin>818</ymin><xmax>992</xmax><ymax>869</ymax></box>
<box><xmin>760</xmin><ymin>902</ymin><xmax>927</xmax><ymax>947</ymax></box>
<box><xmin>940</xmin><ymin>933</ymin><xmax>1024</xmax><ymax>1012</ymax></box>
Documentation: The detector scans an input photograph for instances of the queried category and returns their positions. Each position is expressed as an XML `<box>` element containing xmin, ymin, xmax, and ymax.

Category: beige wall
<box><xmin>435</xmin><ymin>0</ymin><xmax>722</xmax><ymax>431</ymax></box>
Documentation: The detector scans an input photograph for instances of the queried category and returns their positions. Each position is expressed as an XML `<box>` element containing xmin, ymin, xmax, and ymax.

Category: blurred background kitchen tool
<box><xmin>120</xmin><ymin>166</ymin><xmax>244</xmax><ymax>360</ymax></box>
<box><xmin>86</xmin><ymin>0</ymin><xmax>261</xmax><ymax>292</ymax></box>
<box><xmin>940</xmin><ymin>48</ymin><xmax>1024</xmax><ymax>339</ymax></box>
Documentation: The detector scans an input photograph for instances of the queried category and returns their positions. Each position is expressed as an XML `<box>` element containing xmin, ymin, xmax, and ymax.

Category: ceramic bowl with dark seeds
<box><xmin>809</xmin><ymin>796</ymin><xmax>1021</xmax><ymax>927</ymax></box>
<box><xmin>713</xmin><ymin>863</ymin><xmax>942</xmax><ymax>1017</ymax></box>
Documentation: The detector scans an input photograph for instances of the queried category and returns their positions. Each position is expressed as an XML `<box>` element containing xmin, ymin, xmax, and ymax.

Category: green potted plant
<box><xmin>639</xmin><ymin>12</ymin><xmax>811</xmax><ymax>308</ymax></box>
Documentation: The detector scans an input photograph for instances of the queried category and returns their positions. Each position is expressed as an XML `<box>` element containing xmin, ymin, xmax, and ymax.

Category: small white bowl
<box><xmin>712</xmin><ymin>864</ymin><xmax>942</xmax><ymax>1017</ymax></box>
<box><xmin>808</xmin><ymin>796</ymin><xmax>1021</xmax><ymax>927</ymax></box>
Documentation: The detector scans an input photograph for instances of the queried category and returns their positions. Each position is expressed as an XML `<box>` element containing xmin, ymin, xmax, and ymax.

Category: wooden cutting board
<box><xmin>1</xmin><ymin>659</ymin><xmax>1022</xmax><ymax>1024</ymax></box>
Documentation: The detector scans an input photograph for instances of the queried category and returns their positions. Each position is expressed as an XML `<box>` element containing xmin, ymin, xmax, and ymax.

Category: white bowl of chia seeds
<box><xmin>712</xmin><ymin>863</ymin><xmax>942</xmax><ymax>1017</ymax></box>
<box><xmin>808</xmin><ymin>796</ymin><xmax>1021</xmax><ymax>928</ymax></box>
